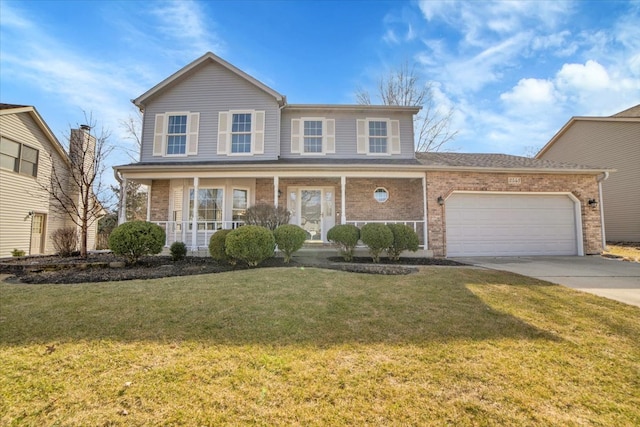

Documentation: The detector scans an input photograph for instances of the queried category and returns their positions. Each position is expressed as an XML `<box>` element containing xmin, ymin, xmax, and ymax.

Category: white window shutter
<box><xmin>390</xmin><ymin>120</ymin><xmax>401</xmax><ymax>154</ymax></box>
<box><xmin>153</xmin><ymin>114</ymin><xmax>165</xmax><ymax>156</ymax></box>
<box><xmin>356</xmin><ymin>119</ymin><xmax>367</xmax><ymax>154</ymax></box>
<box><xmin>217</xmin><ymin>111</ymin><xmax>229</xmax><ymax>155</ymax></box>
<box><xmin>291</xmin><ymin>119</ymin><xmax>301</xmax><ymax>153</ymax></box>
<box><xmin>325</xmin><ymin>119</ymin><xmax>335</xmax><ymax>153</ymax></box>
<box><xmin>253</xmin><ymin>111</ymin><xmax>265</xmax><ymax>154</ymax></box>
<box><xmin>187</xmin><ymin>112</ymin><xmax>200</xmax><ymax>155</ymax></box>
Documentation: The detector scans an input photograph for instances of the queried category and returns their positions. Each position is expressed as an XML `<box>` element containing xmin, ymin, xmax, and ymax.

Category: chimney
<box><xmin>69</xmin><ymin>126</ymin><xmax>96</xmax><ymax>172</ymax></box>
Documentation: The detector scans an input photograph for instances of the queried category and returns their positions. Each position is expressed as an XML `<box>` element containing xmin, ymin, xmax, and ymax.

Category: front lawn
<box><xmin>1</xmin><ymin>267</ymin><xmax>639</xmax><ymax>425</ymax></box>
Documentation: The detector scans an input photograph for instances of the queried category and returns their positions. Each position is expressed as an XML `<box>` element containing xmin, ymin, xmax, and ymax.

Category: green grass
<box><xmin>1</xmin><ymin>267</ymin><xmax>639</xmax><ymax>426</ymax></box>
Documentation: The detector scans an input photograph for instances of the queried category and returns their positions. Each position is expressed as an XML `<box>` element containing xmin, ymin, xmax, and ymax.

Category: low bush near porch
<box><xmin>108</xmin><ymin>221</ymin><xmax>166</xmax><ymax>264</ymax></box>
<box><xmin>360</xmin><ymin>223</ymin><xmax>394</xmax><ymax>263</ymax></box>
<box><xmin>273</xmin><ymin>224</ymin><xmax>306</xmax><ymax>263</ymax></box>
<box><xmin>225</xmin><ymin>225</ymin><xmax>275</xmax><ymax>267</ymax></box>
<box><xmin>387</xmin><ymin>223</ymin><xmax>420</xmax><ymax>260</ymax></box>
<box><xmin>1</xmin><ymin>268</ymin><xmax>639</xmax><ymax>425</ymax></box>
<box><xmin>327</xmin><ymin>224</ymin><xmax>360</xmax><ymax>261</ymax></box>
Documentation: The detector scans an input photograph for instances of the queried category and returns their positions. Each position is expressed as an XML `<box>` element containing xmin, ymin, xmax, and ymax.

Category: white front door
<box><xmin>288</xmin><ymin>187</ymin><xmax>335</xmax><ymax>242</ymax></box>
<box><xmin>30</xmin><ymin>214</ymin><xmax>45</xmax><ymax>254</ymax></box>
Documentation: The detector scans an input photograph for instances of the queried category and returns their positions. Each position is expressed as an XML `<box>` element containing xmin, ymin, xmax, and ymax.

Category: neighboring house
<box><xmin>537</xmin><ymin>105</ymin><xmax>640</xmax><ymax>243</ymax></box>
<box><xmin>0</xmin><ymin>104</ymin><xmax>100</xmax><ymax>257</ymax></box>
<box><xmin>114</xmin><ymin>52</ymin><xmax>611</xmax><ymax>257</ymax></box>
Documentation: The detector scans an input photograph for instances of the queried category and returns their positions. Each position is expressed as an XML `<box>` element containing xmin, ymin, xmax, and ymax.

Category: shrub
<box><xmin>208</xmin><ymin>229</ymin><xmax>236</xmax><ymax>266</ymax></box>
<box><xmin>108</xmin><ymin>221</ymin><xmax>166</xmax><ymax>264</ymax></box>
<box><xmin>327</xmin><ymin>224</ymin><xmax>360</xmax><ymax>262</ymax></box>
<box><xmin>274</xmin><ymin>224</ymin><xmax>306</xmax><ymax>263</ymax></box>
<box><xmin>170</xmin><ymin>241</ymin><xmax>187</xmax><ymax>261</ymax></box>
<box><xmin>11</xmin><ymin>248</ymin><xmax>26</xmax><ymax>257</ymax></box>
<box><xmin>245</xmin><ymin>203</ymin><xmax>291</xmax><ymax>231</ymax></box>
<box><xmin>386</xmin><ymin>223</ymin><xmax>420</xmax><ymax>261</ymax></box>
<box><xmin>225</xmin><ymin>225</ymin><xmax>275</xmax><ymax>267</ymax></box>
<box><xmin>360</xmin><ymin>223</ymin><xmax>394</xmax><ymax>263</ymax></box>
<box><xmin>51</xmin><ymin>227</ymin><xmax>78</xmax><ymax>257</ymax></box>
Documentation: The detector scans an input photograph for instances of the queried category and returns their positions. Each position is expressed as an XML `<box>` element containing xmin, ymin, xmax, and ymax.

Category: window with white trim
<box><xmin>231</xmin><ymin>113</ymin><xmax>252</xmax><ymax>153</ymax></box>
<box><xmin>374</xmin><ymin>187</ymin><xmax>389</xmax><ymax>203</ymax></box>
<box><xmin>0</xmin><ymin>137</ymin><xmax>38</xmax><ymax>177</ymax></box>
<box><xmin>290</xmin><ymin>118</ymin><xmax>335</xmax><ymax>155</ymax></box>
<box><xmin>303</xmin><ymin>120</ymin><xmax>323</xmax><ymax>153</ymax></box>
<box><xmin>217</xmin><ymin>110</ymin><xmax>265</xmax><ymax>156</ymax></box>
<box><xmin>153</xmin><ymin>112</ymin><xmax>200</xmax><ymax>157</ymax></box>
<box><xmin>232</xmin><ymin>189</ymin><xmax>248</xmax><ymax>222</ymax></box>
<box><xmin>166</xmin><ymin>114</ymin><xmax>187</xmax><ymax>155</ymax></box>
<box><xmin>189</xmin><ymin>188</ymin><xmax>223</xmax><ymax>230</ymax></box>
<box><xmin>368</xmin><ymin>121</ymin><xmax>388</xmax><ymax>153</ymax></box>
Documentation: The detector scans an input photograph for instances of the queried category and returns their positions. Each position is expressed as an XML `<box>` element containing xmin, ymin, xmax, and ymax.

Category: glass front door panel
<box><xmin>300</xmin><ymin>190</ymin><xmax>322</xmax><ymax>241</ymax></box>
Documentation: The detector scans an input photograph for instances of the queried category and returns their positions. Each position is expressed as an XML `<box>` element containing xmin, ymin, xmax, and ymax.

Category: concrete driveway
<box><xmin>453</xmin><ymin>255</ymin><xmax>640</xmax><ymax>307</ymax></box>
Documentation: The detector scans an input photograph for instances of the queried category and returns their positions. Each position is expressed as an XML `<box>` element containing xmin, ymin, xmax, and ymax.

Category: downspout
<box><xmin>113</xmin><ymin>169</ymin><xmax>124</xmax><ymax>225</ymax></box>
<box><xmin>597</xmin><ymin>172</ymin><xmax>609</xmax><ymax>251</ymax></box>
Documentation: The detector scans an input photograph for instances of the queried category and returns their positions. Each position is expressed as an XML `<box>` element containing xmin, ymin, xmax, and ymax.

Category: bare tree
<box><xmin>42</xmin><ymin>117</ymin><xmax>114</xmax><ymax>258</ymax></box>
<box><xmin>116</xmin><ymin>108</ymin><xmax>148</xmax><ymax>222</ymax></box>
<box><xmin>356</xmin><ymin>61</ymin><xmax>457</xmax><ymax>152</ymax></box>
<box><xmin>119</xmin><ymin>107</ymin><xmax>143</xmax><ymax>162</ymax></box>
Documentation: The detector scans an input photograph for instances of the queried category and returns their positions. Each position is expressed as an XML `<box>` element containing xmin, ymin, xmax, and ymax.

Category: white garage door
<box><xmin>445</xmin><ymin>193</ymin><xmax>579</xmax><ymax>257</ymax></box>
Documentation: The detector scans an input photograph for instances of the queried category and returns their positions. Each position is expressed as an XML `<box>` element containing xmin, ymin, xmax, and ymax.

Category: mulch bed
<box><xmin>0</xmin><ymin>252</ymin><xmax>467</xmax><ymax>284</ymax></box>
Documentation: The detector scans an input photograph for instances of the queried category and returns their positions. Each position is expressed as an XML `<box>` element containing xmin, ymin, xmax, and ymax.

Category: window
<box><xmin>231</xmin><ymin>113</ymin><xmax>252</xmax><ymax>153</ymax></box>
<box><xmin>233</xmin><ymin>189</ymin><xmax>248</xmax><ymax>222</ymax></box>
<box><xmin>374</xmin><ymin>187</ymin><xmax>389</xmax><ymax>203</ymax></box>
<box><xmin>0</xmin><ymin>137</ymin><xmax>38</xmax><ymax>177</ymax></box>
<box><xmin>189</xmin><ymin>189</ymin><xmax>223</xmax><ymax>230</ymax></box>
<box><xmin>303</xmin><ymin>120</ymin><xmax>323</xmax><ymax>153</ymax></box>
<box><xmin>368</xmin><ymin>121</ymin><xmax>388</xmax><ymax>153</ymax></box>
<box><xmin>166</xmin><ymin>115</ymin><xmax>187</xmax><ymax>155</ymax></box>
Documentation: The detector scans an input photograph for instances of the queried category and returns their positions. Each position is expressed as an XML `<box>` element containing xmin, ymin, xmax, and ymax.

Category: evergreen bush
<box><xmin>108</xmin><ymin>221</ymin><xmax>165</xmax><ymax>264</ymax></box>
<box><xmin>208</xmin><ymin>229</ymin><xmax>236</xmax><ymax>265</ymax></box>
<box><xmin>225</xmin><ymin>225</ymin><xmax>275</xmax><ymax>267</ymax></box>
<box><xmin>360</xmin><ymin>223</ymin><xmax>394</xmax><ymax>263</ymax></box>
<box><xmin>386</xmin><ymin>223</ymin><xmax>420</xmax><ymax>261</ymax></box>
<box><xmin>274</xmin><ymin>224</ymin><xmax>306</xmax><ymax>263</ymax></box>
<box><xmin>169</xmin><ymin>241</ymin><xmax>187</xmax><ymax>261</ymax></box>
<box><xmin>327</xmin><ymin>224</ymin><xmax>360</xmax><ymax>261</ymax></box>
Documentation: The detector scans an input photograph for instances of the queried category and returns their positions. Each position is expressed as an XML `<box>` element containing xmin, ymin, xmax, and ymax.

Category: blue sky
<box><xmin>1</xmin><ymin>0</ymin><xmax>639</xmax><ymax>173</ymax></box>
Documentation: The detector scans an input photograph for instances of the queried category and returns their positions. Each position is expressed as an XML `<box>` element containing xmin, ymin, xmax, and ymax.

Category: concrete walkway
<box><xmin>453</xmin><ymin>255</ymin><xmax>640</xmax><ymax>307</ymax></box>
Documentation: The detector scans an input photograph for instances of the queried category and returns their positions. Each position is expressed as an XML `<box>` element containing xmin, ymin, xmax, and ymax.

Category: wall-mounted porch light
<box><xmin>437</xmin><ymin>196</ymin><xmax>445</xmax><ymax>206</ymax></box>
<box><xmin>588</xmin><ymin>198</ymin><xmax>598</xmax><ymax>208</ymax></box>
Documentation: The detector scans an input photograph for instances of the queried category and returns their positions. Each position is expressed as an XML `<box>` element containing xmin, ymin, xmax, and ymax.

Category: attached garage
<box><xmin>445</xmin><ymin>192</ymin><xmax>582</xmax><ymax>257</ymax></box>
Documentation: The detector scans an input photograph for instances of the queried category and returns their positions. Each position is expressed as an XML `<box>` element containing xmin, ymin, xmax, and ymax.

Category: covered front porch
<box><xmin>116</xmin><ymin>167</ymin><xmax>429</xmax><ymax>251</ymax></box>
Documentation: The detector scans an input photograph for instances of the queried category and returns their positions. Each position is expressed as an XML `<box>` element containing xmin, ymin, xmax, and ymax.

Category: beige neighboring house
<box><xmin>114</xmin><ymin>52</ymin><xmax>612</xmax><ymax>257</ymax></box>
<box><xmin>537</xmin><ymin>104</ymin><xmax>640</xmax><ymax>243</ymax></box>
<box><xmin>0</xmin><ymin>104</ymin><xmax>100</xmax><ymax>257</ymax></box>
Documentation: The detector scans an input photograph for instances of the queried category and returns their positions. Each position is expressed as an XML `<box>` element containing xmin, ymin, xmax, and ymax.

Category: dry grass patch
<box><xmin>1</xmin><ymin>267</ymin><xmax>639</xmax><ymax>426</ymax></box>
<box><xmin>604</xmin><ymin>243</ymin><xmax>640</xmax><ymax>262</ymax></box>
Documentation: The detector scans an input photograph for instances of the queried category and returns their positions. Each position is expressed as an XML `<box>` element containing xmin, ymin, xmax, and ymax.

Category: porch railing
<box><xmin>152</xmin><ymin>221</ymin><xmax>245</xmax><ymax>249</ymax></box>
<box><xmin>345</xmin><ymin>220</ymin><xmax>426</xmax><ymax>248</ymax></box>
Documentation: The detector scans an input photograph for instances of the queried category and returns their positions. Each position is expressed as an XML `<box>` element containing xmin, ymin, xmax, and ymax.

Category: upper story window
<box><xmin>0</xmin><ymin>137</ymin><xmax>38</xmax><ymax>177</ymax></box>
<box><xmin>368</xmin><ymin>121</ymin><xmax>387</xmax><ymax>153</ymax></box>
<box><xmin>166</xmin><ymin>115</ymin><xmax>187</xmax><ymax>155</ymax></box>
<box><xmin>153</xmin><ymin>112</ymin><xmax>200</xmax><ymax>157</ymax></box>
<box><xmin>303</xmin><ymin>120</ymin><xmax>323</xmax><ymax>153</ymax></box>
<box><xmin>290</xmin><ymin>118</ymin><xmax>335</xmax><ymax>155</ymax></box>
<box><xmin>357</xmin><ymin>118</ymin><xmax>401</xmax><ymax>155</ymax></box>
<box><xmin>231</xmin><ymin>113</ymin><xmax>252</xmax><ymax>153</ymax></box>
<box><xmin>218</xmin><ymin>110</ymin><xmax>265</xmax><ymax>156</ymax></box>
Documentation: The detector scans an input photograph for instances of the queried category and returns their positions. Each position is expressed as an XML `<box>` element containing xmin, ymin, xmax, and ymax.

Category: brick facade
<box><xmin>149</xmin><ymin>179</ymin><xmax>170</xmax><ymax>222</ymax></box>
<box><xmin>426</xmin><ymin>171</ymin><xmax>603</xmax><ymax>256</ymax></box>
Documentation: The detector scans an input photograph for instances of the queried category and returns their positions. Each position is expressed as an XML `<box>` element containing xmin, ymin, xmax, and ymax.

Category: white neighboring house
<box><xmin>0</xmin><ymin>104</ymin><xmax>101</xmax><ymax>257</ymax></box>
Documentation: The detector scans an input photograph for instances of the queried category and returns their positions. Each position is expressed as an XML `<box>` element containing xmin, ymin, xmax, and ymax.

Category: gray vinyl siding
<box><xmin>140</xmin><ymin>61</ymin><xmax>281</xmax><ymax>162</ymax></box>
<box><xmin>0</xmin><ymin>112</ymin><xmax>73</xmax><ymax>257</ymax></box>
<box><xmin>539</xmin><ymin>120</ymin><xmax>640</xmax><ymax>242</ymax></box>
<box><xmin>280</xmin><ymin>110</ymin><xmax>416</xmax><ymax>159</ymax></box>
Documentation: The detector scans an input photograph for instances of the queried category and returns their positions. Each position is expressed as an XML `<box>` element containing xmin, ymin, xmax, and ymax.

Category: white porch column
<box><xmin>422</xmin><ymin>175</ymin><xmax>428</xmax><ymax>250</ymax></box>
<box><xmin>341</xmin><ymin>176</ymin><xmax>346</xmax><ymax>224</ymax></box>
<box><xmin>274</xmin><ymin>176</ymin><xmax>279</xmax><ymax>207</ymax></box>
<box><xmin>191</xmin><ymin>177</ymin><xmax>199</xmax><ymax>249</ymax></box>
<box><xmin>119</xmin><ymin>177</ymin><xmax>128</xmax><ymax>224</ymax></box>
<box><xmin>145</xmin><ymin>184</ymin><xmax>151</xmax><ymax>221</ymax></box>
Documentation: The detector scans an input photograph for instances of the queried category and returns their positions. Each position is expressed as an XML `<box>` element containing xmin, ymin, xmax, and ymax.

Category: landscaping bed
<box><xmin>0</xmin><ymin>252</ymin><xmax>464</xmax><ymax>284</ymax></box>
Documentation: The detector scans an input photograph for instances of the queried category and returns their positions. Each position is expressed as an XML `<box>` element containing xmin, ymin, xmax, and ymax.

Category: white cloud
<box><xmin>556</xmin><ymin>60</ymin><xmax>611</xmax><ymax>91</ymax></box>
<box><xmin>501</xmin><ymin>78</ymin><xmax>557</xmax><ymax>106</ymax></box>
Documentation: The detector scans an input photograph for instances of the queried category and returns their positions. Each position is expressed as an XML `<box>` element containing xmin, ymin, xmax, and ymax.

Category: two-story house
<box><xmin>114</xmin><ymin>52</ymin><xmax>611</xmax><ymax>257</ymax></box>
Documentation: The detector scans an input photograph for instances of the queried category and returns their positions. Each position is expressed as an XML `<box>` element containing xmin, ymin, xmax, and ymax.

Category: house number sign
<box><xmin>508</xmin><ymin>177</ymin><xmax>521</xmax><ymax>185</ymax></box>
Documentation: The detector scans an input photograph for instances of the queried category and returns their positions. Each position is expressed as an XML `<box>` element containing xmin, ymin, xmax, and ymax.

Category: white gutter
<box><xmin>597</xmin><ymin>171</ymin><xmax>610</xmax><ymax>251</ymax></box>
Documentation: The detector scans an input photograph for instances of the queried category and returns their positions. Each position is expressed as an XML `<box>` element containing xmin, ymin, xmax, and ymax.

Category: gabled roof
<box><xmin>132</xmin><ymin>52</ymin><xmax>286</xmax><ymax>109</ymax></box>
<box><xmin>536</xmin><ymin>104</ymin><xmax>640</xmax><ymax>158</ymax></box>
<box><xmin>0</xmin><ymin>104</ymin><xmax>70</xmax><ymax>165</ymax></box>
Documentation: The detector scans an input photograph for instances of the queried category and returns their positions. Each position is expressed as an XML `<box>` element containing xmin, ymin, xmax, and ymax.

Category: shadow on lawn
<box><xmin>0</xmin><ymin>269</ymin><xmax>562</xmax><ymax>346</ymax></box>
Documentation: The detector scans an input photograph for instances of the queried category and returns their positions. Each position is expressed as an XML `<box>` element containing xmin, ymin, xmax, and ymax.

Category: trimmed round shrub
<box><xmin>360</xmin><ymin>223</ymin><xmax>394</xmax><ymax>263</ymax></box>
<box><xmin>208</xmin><ymin>229</ymin><xmax>236</xmax><ymax>265</ymax></box>
<box><xmin>386</xmin><ymin>223</ymin><xmax>420</xmax><ymax>261</ymax></box>
<box><xmin>108</xmin><ymin>221</ymin><xmax>166</xmax><ymax>264</ymax></box>
<box><xmin>170</xmin><ymin>241</ymin><xmax>187</xmax><ymax>261</ymax></box>
<box><xmin>274</xmin><ymin>224</ymin><xmax>306</xmax><ymax>263</ymax></box>
<box><xmin>327</xmin><ymin>224</ymin><xmax>360</xmax><ymax>262</ymax></box>
<box><xmin>225</xmin><ymin>225</ymin><xmax>275</xmax><ymax>267</ymax></box>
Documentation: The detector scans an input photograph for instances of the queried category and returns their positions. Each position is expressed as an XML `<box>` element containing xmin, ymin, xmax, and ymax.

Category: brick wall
<box><xmin>426</xmin><ymin>171</ymin><xmax>603</xmax><ymax>256</ymax></box>
<box><xmin>345</xmin><ymin>178</ymin><xmax>424</xmax><ymax>221</ymax></box>
<box><xmin>149</xmin><ymin>179</ymin><xmax>170</xmax><ymax>222</ymax></box>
